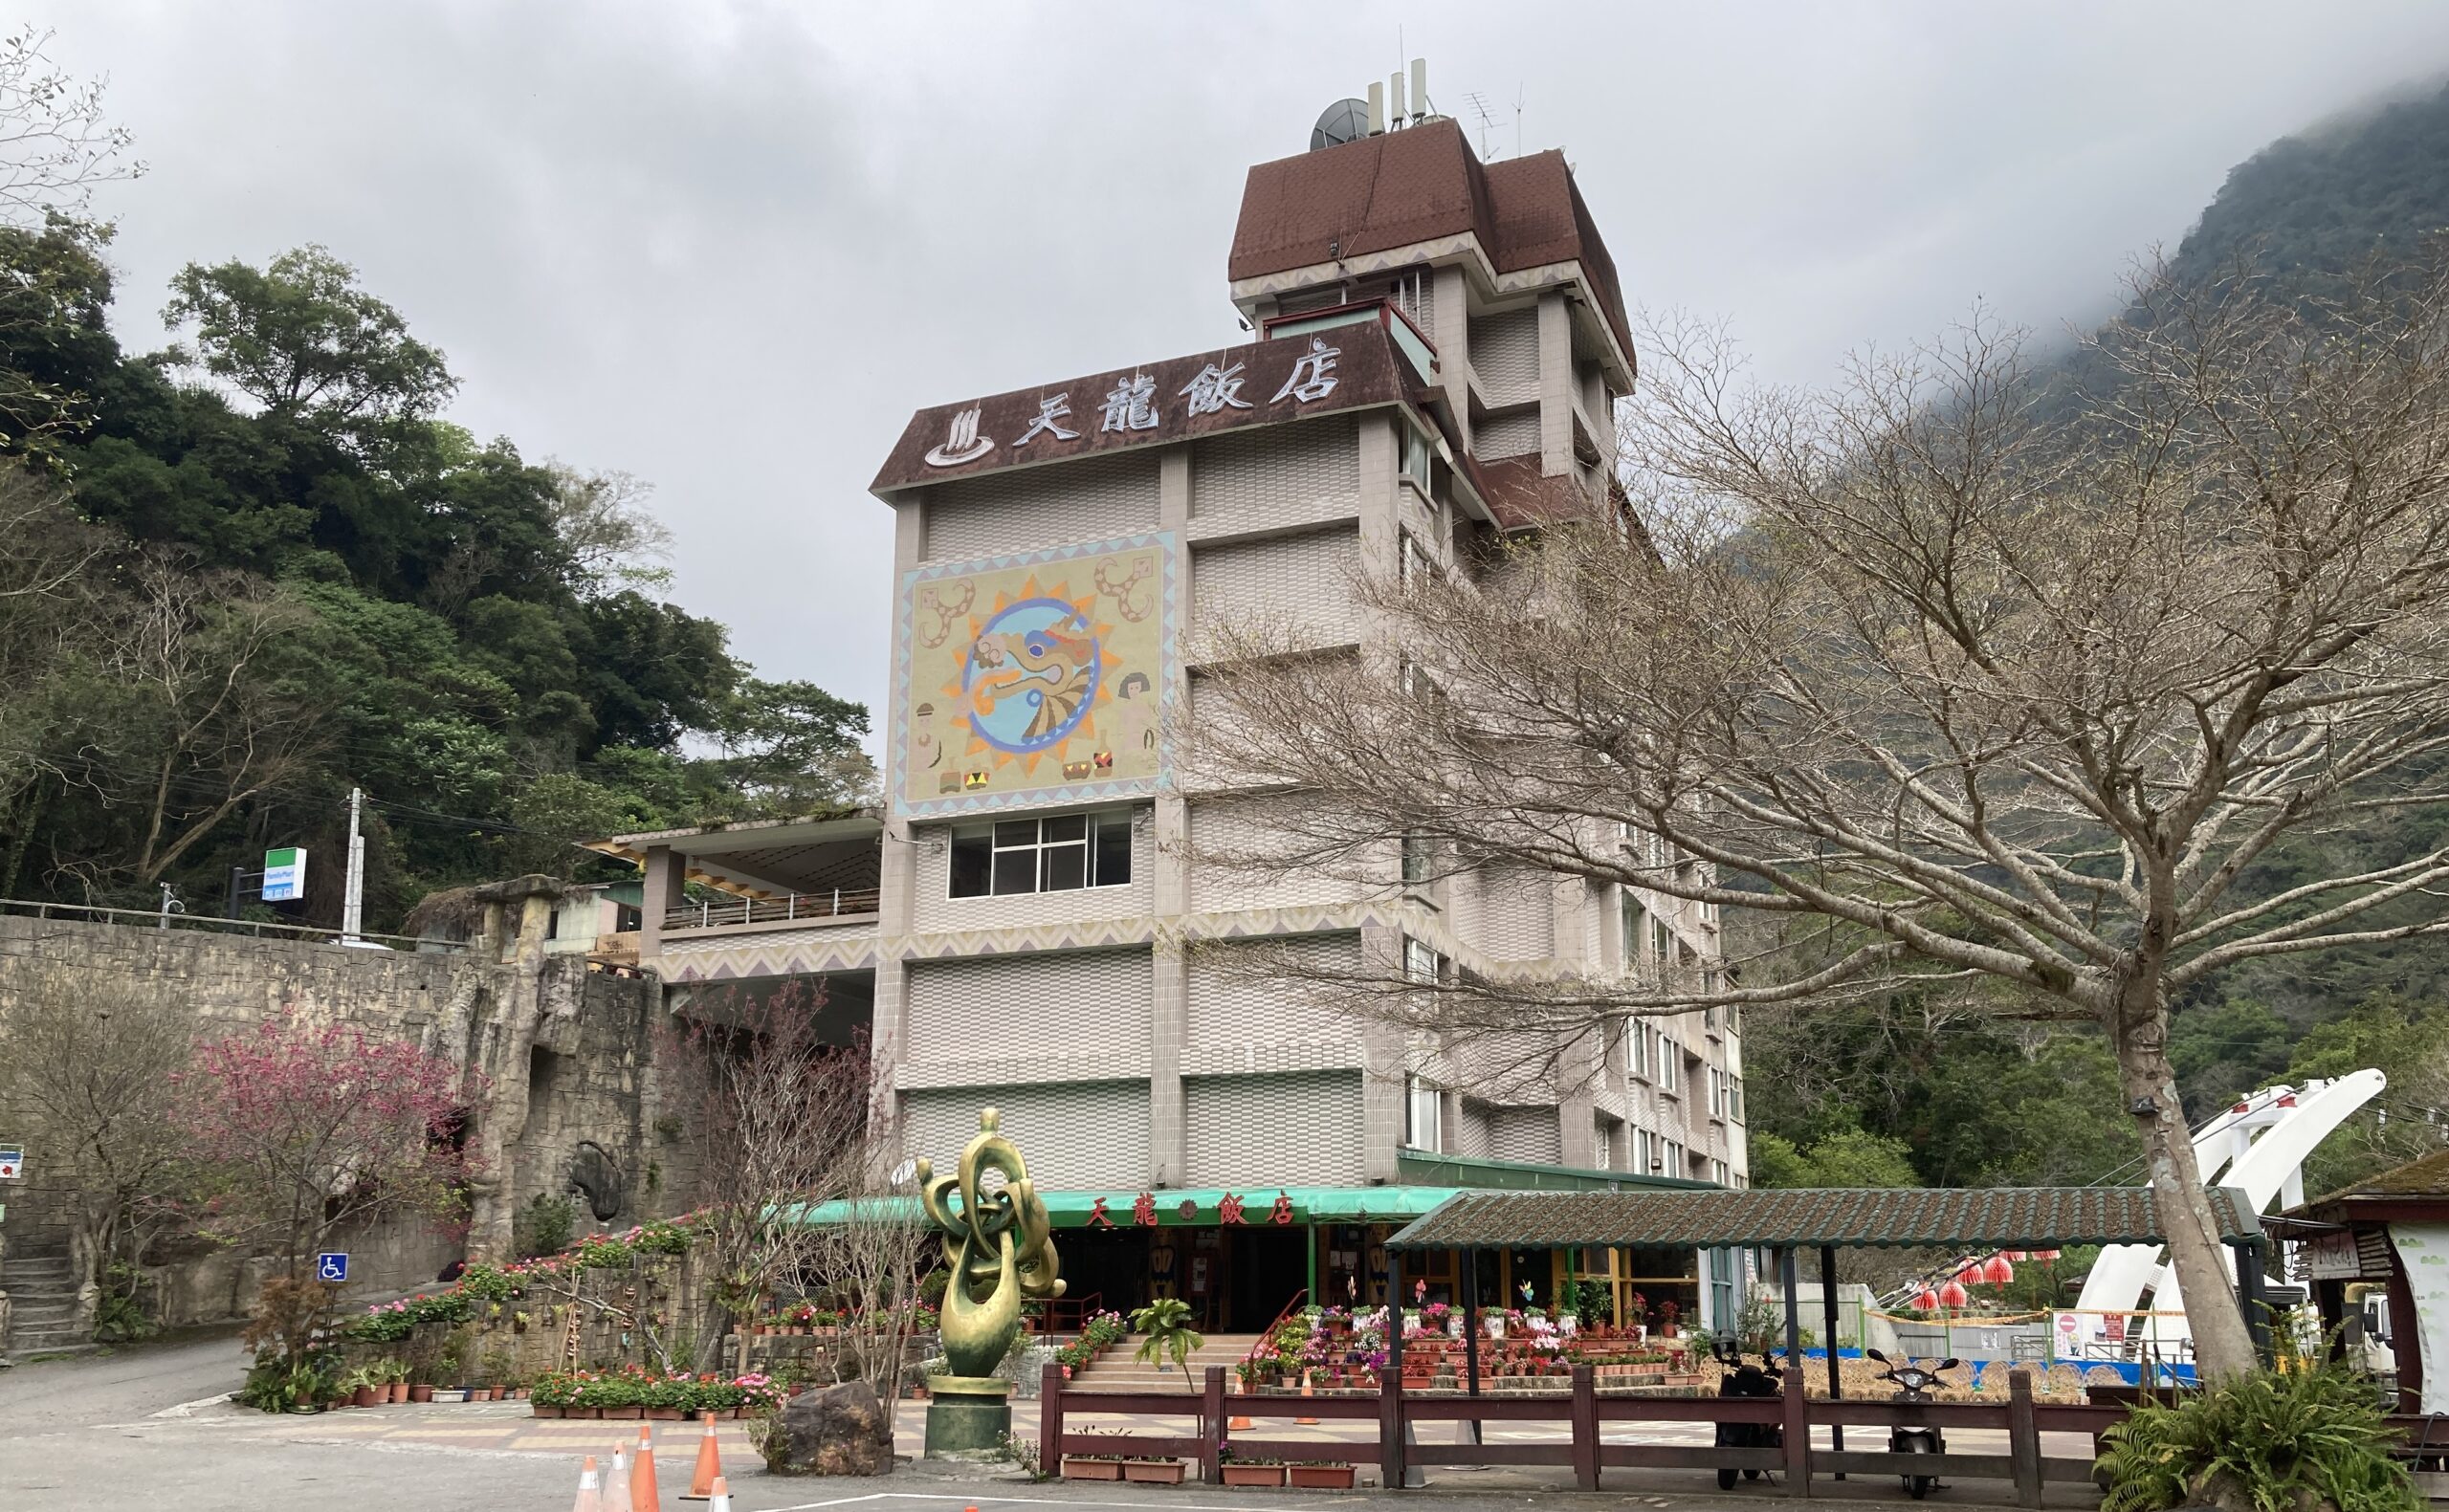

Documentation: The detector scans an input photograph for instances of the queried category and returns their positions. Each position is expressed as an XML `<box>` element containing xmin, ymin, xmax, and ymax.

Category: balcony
<box><xmin>663</xmin><ymin>887</ymin><xmax>880</xmax><ymax>934</ymax></box>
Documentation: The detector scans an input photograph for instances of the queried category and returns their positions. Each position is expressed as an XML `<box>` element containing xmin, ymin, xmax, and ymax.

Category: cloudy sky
<box><xmin>27</xmin><ymin>2</ymin><xmax>2449</xmax><ymax>739</ymax></box>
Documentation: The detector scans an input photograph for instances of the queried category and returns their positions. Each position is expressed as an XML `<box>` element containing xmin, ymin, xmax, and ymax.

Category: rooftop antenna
<box><xmin>1463</xmin><ymin>91</ymin><xmax>1498</xmax><ymax>156</ymax></box>
<box><xmin>1513</xmin><ymin>83</ymin><xmax>1525</xmax><ymax>160</ymax></box>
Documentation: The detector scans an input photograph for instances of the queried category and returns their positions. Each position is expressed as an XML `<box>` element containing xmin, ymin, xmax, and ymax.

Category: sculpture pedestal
<box><xmin>922</xmin><ymin>1373</ymin><xmax>1011</xmax><ymax>1458</ymax></box>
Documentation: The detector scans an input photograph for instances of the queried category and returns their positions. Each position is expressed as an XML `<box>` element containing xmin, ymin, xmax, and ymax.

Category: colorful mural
<box><xmin>894</xmin><ymin>534</ymin><xmax>1174</xmax><ymax>816</ymax></box>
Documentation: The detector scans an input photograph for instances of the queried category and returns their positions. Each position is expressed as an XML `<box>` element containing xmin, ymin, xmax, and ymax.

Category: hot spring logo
<box><xmin>949</xmin><ymin>576</ymin><xmax>1117</xmax><ymax>775</ymax></box>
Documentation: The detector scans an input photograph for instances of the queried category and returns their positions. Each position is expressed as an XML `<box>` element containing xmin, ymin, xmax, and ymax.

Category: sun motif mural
<box><xmin>952</xmin><ymin>580</ymin><xmax>1113</xmax><ymax>773</ymax></box>
<box><xmin>896</xmin><ymin>535</ymin><xmax>1173</xmax><ymax>816</ymax></box>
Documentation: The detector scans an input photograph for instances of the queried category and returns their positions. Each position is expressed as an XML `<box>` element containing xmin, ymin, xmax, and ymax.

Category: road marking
<box><xmin>764</xmin><ymin>1494</ymin><xmax>1304</xmax><ymax>1512</ymax></box>
<box><xmin>147</xmin><ymin>1391</ymin><xmax>239</xmax><ymax>1419</ymax></box>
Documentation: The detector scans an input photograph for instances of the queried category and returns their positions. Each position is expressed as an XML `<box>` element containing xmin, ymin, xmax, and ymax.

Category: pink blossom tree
<box><xmin>179</xmin><ymin>1015</ymin><xmax>480</xmax><ymax>1290</ymax></box>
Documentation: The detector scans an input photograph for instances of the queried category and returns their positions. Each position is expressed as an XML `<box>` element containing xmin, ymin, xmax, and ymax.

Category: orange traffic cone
<box><xmin>1297</xmin><ymin>1370</ymin><xmax>1319</xmax><ymax>1426</ymax></box>
<box><xmin>706</xmin><ymin>1475</ymin><xmax>733</xmax><ymax>1512</ymax></box>
<box><xmin>680</xmin><ymin>1412</ymin><xmax>725</xmax><ymax>1501</ymax></box>
<box><xmin>604</xmin><ymin>1445</ymin><xmax>632</xmax><ymax>1511</ymax></box>
<box><xmin>632</xmin><ymin>1424</ymin><xmax>660</xmax><ymax>1511</ymax></box>
<box><xmin>1229</xmin><ymin>1371</ymin><xmax>1253</xmax><ymax>1432</ymax></box>
<box><xmin>570</xmin><ymin>1455</ymin><xmax>605</xmax><ymax>1512</ymax></box>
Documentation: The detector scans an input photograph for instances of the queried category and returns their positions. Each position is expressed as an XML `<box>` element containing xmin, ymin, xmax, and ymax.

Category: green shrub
<box><xmin>2096</xmin><ymin>1357</ymin><xmax>2417</xmax><ymax>1512</ymax></box>
<box><xmin>514</xmin><ymin>1194</ymin><xmax>577</xmax><ymax>1259</ymax></box>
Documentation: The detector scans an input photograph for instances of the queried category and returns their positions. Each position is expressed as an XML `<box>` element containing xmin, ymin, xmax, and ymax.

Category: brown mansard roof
<box><xmin>1229</xmin><ymin>118</ymin><xmax>1634</xmax><ymax>370</ymax></box>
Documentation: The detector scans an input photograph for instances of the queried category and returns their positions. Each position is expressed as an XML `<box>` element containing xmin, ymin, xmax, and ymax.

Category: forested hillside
<box><xmin>1744</xmin><ymin>81</ymin><xmax>2449</xmax><ymax>1198</ymax></box>
<box><xmin>0</xmin><ymin>223</ymin><xmax>872</xmax><ymax>931</ymax></box>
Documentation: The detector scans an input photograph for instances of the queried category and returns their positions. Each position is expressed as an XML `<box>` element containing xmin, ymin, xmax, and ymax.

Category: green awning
<box><xmin>1384</xmin><ymin>1185</ymin><xmax>2266</xmax><ymax>1252</ymax></box>
<box><xmin>788</xmin><ymin>1185</ymin><xmax>1463</xmax><ymax>1230</ymax></box>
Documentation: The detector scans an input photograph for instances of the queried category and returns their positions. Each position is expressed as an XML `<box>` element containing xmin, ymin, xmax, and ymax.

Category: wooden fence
<box><xmin>1041</xmin><ymin>1362</ymin><xmax>2124</xmax><ymax>1504</ymax></box>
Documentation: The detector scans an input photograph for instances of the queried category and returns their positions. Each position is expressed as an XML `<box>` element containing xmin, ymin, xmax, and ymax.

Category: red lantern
<box><xmin>1911</xmin><ymin>1289</ymin><xmax>1939</xmax><ymax>1311</ymax></box>
<box><xmin>2034</xmin><ymin>1248</ymin><xmax>2061</xmax><ymax>1261</ymax></box>
<box><xmin>1981</xmin><ymin>1254</ymin><xmax>2015</xmax><ymax>1285</ymax></box>
<box><xmin>1936</xmin><ymin>1280</ymin><xmax>1969</xmax><ymax>1309</ymax></box>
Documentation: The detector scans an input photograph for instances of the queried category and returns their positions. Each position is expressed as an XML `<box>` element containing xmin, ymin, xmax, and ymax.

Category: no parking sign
<box><xmin>0</xmin><ymin>1146</ymin><xmax>23</xmax><ymax>1181</ymax></box>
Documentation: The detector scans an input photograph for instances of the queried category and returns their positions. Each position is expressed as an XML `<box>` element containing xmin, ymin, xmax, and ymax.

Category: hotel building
<box><xmin>590</xmin><ymin>108</ymin><xmax>1749</xmax><ymax>1334</ymax></box>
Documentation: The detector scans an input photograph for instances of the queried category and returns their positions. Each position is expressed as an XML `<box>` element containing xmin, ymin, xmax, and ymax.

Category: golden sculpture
<box><xmin>915</xmin><ymin>1107</ymin><xmax>1065</xmax><ymax>1387</ymax></box>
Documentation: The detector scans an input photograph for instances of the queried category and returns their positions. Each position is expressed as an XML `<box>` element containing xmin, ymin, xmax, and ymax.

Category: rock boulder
<box><xmin>760</xmin><ymin>1381</ymin><xmax>894</xmax><ymax>1477</ymax></box>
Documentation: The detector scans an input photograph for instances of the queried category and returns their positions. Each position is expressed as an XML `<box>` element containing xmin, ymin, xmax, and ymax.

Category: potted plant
<box><xmin>345</xmin><ymin>1366</ymin><xmax>382</xmax><ymax>1410</ymax></box>
<box><xmin>382</xmin><ymin>1359</ymin><xmax>412</xmax><ymax>1404</ymax></box>
<box><xmin>1220</xmin><ymin>1451</ymin><xmax>1287</xmax><ymax>1488</ymax></box>
<box><xmin>1062</xmin><ymin>1455</ymin><xmax>1125</xmax><ymax>1481</ymax></box>
<box><xmin>530</xmin><ymin>1371</ymin><xmax>572</xmax><ymax>1418</ymax></box>
<box><xmin>1289</xmin><ymin>1461</ymin><xmax>1357</xmax><ymax>1489</ymax></box>
<box><xmin>1121</xmin><ymin>1453</ymin><xmax>1188</xmax><ymax>1484</ymax></box>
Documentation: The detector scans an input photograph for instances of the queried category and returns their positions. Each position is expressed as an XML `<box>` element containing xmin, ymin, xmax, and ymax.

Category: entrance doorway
<box><xmin>1225</xmin><ymin>1225</ymin><xmax>1307</xmax><ymax>1331</ymax></box>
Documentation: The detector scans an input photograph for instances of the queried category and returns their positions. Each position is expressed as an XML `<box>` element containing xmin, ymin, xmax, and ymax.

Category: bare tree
<box><xmin>542</xmin><ymin>463</ymin><xmax>674</xmax><ymax>596</ymax></box>
<box><xmin>1188</xmin><ymin>255</ymin><xmax>2449</xmax><ymax>1381</ymax></box>
<box><xmin>665</xmin><ymin>980</ymin><xmax>926</xmax><ymax>1381</ymax></box>
<box><xmin>0</xmin><ymin>28</ymin><xmax>142</xmax><ymax>228</ymax></box>
<box><xmin>0</xmin><ymin>962</ymin><xmax>193</xmax><ymax>1295</ymax></box>
<box><xmin>48</xmin><ymin>554</ymin><xmax>328</xmax><ymax>892</ymax></box>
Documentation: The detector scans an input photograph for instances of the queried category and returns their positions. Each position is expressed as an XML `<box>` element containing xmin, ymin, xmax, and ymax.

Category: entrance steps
<box><xmin>3</xmin><ymin>1251</ymin><xmax>89</xmax><ymax>1357</ymax></box>
<box><xmin>1066</xmin><ymin>1333</ymin><xmax>1266</xmax><ymax>1392</ymax></box>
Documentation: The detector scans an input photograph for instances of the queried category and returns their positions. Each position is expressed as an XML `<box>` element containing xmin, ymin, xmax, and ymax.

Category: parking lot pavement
<box><xmin>0</xmin><ymin>1342</ymin><xmax>2099</xmax><ymax>1511</ymax></box>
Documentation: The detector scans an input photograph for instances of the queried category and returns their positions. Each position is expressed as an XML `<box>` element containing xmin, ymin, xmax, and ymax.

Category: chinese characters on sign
<box><xmin>1086</xmin><ymin>1195</ymin><xmax>1114</xmax><ymax>1228</ymax></box>
<box><xmin>1218</xmin><ymin>1192</ymin><xmax>1246</xmax><ymax>1225</ymax></box>
<box><xmin>1100</xmin><ymin>373</ymin><xmax>1160</xmax><ymax>433</ymax></box>
<box><xmin>1015</xmin><ymin>394</ymin><xmax>1078</xmax><ymax>446</ymax></box>
<box><xmin>1270</xmin><ymin>337</ymin><xmax>1340</xmax><ymax>403</ymax></box>
<box><xmin>1132</xmin><ymin>1190</ymin><xmax>1158</xmax><ymax>1227</ymax></box>
<box><xmin>916</xmin><ymin>337</ymin><xmax>1348</xmax><ymax>471</ymax></box>
<box><xmin>1269</xmin><ymin>1191</ymin><xmax>1295</xmax><ymax>1225</ymax></box>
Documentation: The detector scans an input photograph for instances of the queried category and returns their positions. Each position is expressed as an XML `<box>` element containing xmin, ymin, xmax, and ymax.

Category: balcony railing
<box><xmin>663</xmin><ymin>888</ymin><xmax>881</xmax><ymax>932</ymax></box>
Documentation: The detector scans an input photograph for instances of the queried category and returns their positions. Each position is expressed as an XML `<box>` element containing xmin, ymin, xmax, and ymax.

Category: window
<box><xmin>1628</xmin><ymin>1019</ymin><xmax>1650</xmax><ymax>1082</ymax></box>
<box><xmin>1730</xmin><ymin>1076</ymin><xmax>1745</xmax><ymax>1124</ymax></box>
<box><xmin>1401</xmin><ymin>831</ymin><xmax>1432</xmax><ymax>886</ymax></box>
<box><xmin>1404</xmin><ymin>937</ymin><xmax>1443</xmax><ymax>984</ymax></box>
<box><xmin>1654</xmin><ymin>1030</ymin><xmax>1677</xmax><ymax>1096</ymax></box>
<box><xmin>1710</xmin><ymin>1158</ymin><xmax>1731</xmax><ymax>1188</ymax></box>
<box><xmin>1665</xmin><ymin>1138</ymin><xmax>1687</xmax><ymax>1176</ymax></box>
<box><xmin>1651</xmin><ymin>918</ymin><xmax>1670</xmax><ymax>964</ymax></box>
<box><xmin>1636</xmin><ymin>1128</ymin><xmax>1656</xmax><ymax>1172</ymax></box>
<box><xmin>1401</xmin><ymin>426</ymin><xmax>1432</xmax><ymax>492</ymax></box>
<box><xmin>1399</xmin><ymin>528</ymin><xmax>1430</xmax><ymax>590</ymax></box>
<box><xmin>947</xmin><ymin>810</ymin><xmax>1133</xmax><ymax>897</ymax></box>
<box><xmin>1619</xmin><ymin>892</ymin><xmax>1647</xmax><ymax>974</ymax></box>
<box><xmin>1405</xmin><ymin>1076</ymin><xmax>1444</xmax><ymax>1151</ymax></box>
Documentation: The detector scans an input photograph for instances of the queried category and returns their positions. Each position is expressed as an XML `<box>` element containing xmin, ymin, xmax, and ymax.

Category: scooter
<box><xmin>1710</xmin><ymin>1337</ymin><xmax>1785</xmax><ymax>1489</ymax></box>
<box><xmin>1864</xmin><ymin>1348</ymin><xmax>1959</xmax><ymax>1500</ymax></box>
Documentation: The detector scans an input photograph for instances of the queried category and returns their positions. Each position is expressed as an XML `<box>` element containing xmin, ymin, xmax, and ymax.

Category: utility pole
<box><xmin>342</xmin><ymin>785</ymin><xmax>365</xmax><ymax>943</ymax></box>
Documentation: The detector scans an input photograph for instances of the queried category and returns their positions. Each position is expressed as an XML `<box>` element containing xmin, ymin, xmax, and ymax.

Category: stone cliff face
<box><xmin>0</xmin><ymin>885</ymin><xmax>670</xmax><ymax>1332</ymax></box>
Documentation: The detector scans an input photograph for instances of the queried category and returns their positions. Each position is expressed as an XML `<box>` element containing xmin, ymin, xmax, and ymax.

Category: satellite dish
<box><xmin>891</xmin><ymin>1157</ymin><xmax>917</xmax><ymax>1187</ymax></box>
<box><xmin>1311</xmin><ymin>99</ymin><xmax>1370</xmax><ymax>151</ymax></box>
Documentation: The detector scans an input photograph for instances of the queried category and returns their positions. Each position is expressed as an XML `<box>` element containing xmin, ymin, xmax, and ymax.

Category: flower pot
<box><xmin>1062</xmin><ymin>1458</ymin><xmax>1124</xmax><ymax>1481</ymax></box>
<box><xmin>1223</xmin><ymin>1463</ymin><xmax>1287</xmax><ymax>1487</ymax></box>
<box><xmin>1123</xmin><ymin>1460</ymin><xmax>1188</xmax><ymax>1483</ymax></box>
<box><xmin>351</xmin><ymin>1387</ymin><xmax>379</xmax><ymax>1409</ymax></box>
<box><xmin>571</xmin><ymin>1406</ymin><xmax>602</xmax><ymax>1419</ymax></box>
<box><xmin>607</xmin><ymin>1405</ymin><xmax>643</xmax><ymax>1418</ymax></box>
<box><xmin>647</xmin><ymin>1407</ymin><xmax>683</xmax><ymax>1420</ymax></box>
<box><xmin>390</xmin><ymin>1383</ymin><xmax>410</xmax><ymax>1404</ymax></box>
<box><xmin>408</xmin><ymin>1385</ymin><xmax>433</xmax><ymax>1403</ymax></box>
<box><xmin>1289</xmin><ymin>1464</ymin><xmax>1357</xmax><ymax>1489</ymax></box>
<box><xmin>533</xmin><ymin>1404</ymin><xmax>564</xmax><ymax>1418</ymax></box>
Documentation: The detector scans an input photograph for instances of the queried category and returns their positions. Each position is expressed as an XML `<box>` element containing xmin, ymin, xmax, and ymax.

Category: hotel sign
<box><xmin>871</xmin><ymin>320</ymin><xmax>1431</xmax><ymax>493</ymax></box>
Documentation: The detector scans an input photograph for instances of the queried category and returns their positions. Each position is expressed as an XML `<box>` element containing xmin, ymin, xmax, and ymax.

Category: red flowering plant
<box><xmin>175</xmin><ymin>1014</ymin><xmax>481</xmax><ymax>1375</ymax></box>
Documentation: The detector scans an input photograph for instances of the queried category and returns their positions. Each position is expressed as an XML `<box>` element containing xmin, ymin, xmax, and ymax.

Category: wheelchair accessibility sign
<box><xmin>317</xmin><ymin>1253</ymin><xmax>349</xmax><ymax>1282</ymax></box>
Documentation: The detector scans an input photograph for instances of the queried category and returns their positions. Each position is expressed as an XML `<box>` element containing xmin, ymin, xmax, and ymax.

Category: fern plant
<box><xmin>2095</xmin><ymin>1355</ymin><xmax>2417</xmax><ymax>1512</ymax></box>
<box><xmin>1129</xmin><ymin>1297</ymin><xmax>1206</xmax><ymax>1391</ymax></box>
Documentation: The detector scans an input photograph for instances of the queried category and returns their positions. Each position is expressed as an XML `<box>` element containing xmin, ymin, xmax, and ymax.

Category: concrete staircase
<box><xmin>1066</xmin><ymin>1332</ymin><xmax>1264</xmax><ymax>1392</ymax></box>
<box><xmin>2</xmin><ymin>1250</ymin><xmax>90</xmax><ymax>1358</ymax></box>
